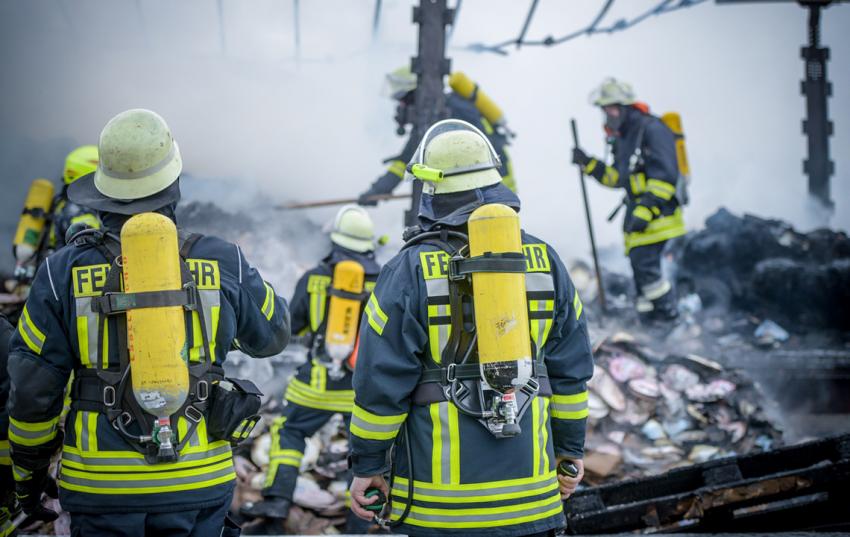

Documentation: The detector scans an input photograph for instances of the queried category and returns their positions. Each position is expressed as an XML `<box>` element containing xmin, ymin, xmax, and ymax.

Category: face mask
<box><xmin>603</xmin><ymin>105</ymin><xmax>625</xmax><ymax>136</ymax></box>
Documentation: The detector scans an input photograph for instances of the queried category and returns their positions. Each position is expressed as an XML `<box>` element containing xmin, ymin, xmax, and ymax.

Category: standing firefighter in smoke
<box><xmin>242</xmin><ymin>205</ymin><xmax>381</xmax><ymax>532</ymax></box>
<box><xmin>349</xmin><ymin>119</ymin><xmax>594</xmax><ymax>536</ymax></box>
<box><xmin>358</xmin><ymin>67</ymin><xmax>516</xmax><ymax>205</ymax></box>
<box><xmin>7</xmin><ymin>109</ymin><xmax>290</xmax><ymax>536</ymax></box>
<box><xmin>573</xmin><ymin>78</ymin><xmax>687</xmax><ymax>322</ymax></box>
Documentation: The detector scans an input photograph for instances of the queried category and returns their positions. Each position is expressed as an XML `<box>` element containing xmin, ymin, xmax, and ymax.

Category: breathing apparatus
<box><xmin>13</xmin><ymin>179</ymin><xmax>55</xmax><ymax>282</ymax></box>
<box><xmin>315</xmin><ymin>260</ymin><xmax>367</xmax><ymax>380</ymax></box>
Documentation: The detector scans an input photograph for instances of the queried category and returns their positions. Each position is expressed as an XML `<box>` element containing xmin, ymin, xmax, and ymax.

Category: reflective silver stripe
<box><xmin>642</xmin><ymin>278</ymin><xmax>672</xmax><ymax>301</ymax></box>
<box><xmin>551</xmin><ymin>400</ymin><xmax>588</xmax><ymax>414</ymax></box>
<box><xmin>390</xmin><ymin>495</ymin><xmax>562</xmax><ymax>523</ymax></box>
<box><xmin>13</xmin><ymin>466</ymin><xmax>31</xmax><ymax>480</ymax></box>
<box><xmin>198</xmin><ymin>290</ymin><xmax>220</xmax><ymax>358</ymax></box>
<box><xmin>80</xmin><ymin>412</ymin><xmax>91</xmax><ymax>452</ymax></box>
<box><xmin>9</xmin><ymin>421</ymin><xmax>56</xmax><ymax>441</ymax></box>
<box><xmin>19</xmin><ymin>313</ymin><xmax>45</xmax><ymax>353</ymax></box>
<box><xmin>75</xmin><ymin>297</ymin><xmax>100</xmax><ymax>367</ymax></box>
<box><xmin>349</xmin><ymin>414</ymin><xmax>404</xmax><ymax>436</ymax></box>
<box><xmin>438</xmin><ymin>402</ymin><xmax>451</xmax><ymax>484</ymax></box>
<box><xmin>62</xmin><ymin>443</ymin><xmax>232</xmax><ymax>467</ymax></box>
<box><xmin>537</xmin><ymin>398</ymin><xmax>546</xmax><ymax>476</ymax></box>
<box><xmin>392</xmin><ymin>475</ymin><xmax>558</xmax><ymax>499</ymax></box>
<box><xmin>525</xmin><ymin>272</ymin><xmax>554</xmax><ymax>293</ymax></box>
<box><xmin>61</xmin><ymin>463</ymin><xmax>234</xmax><ymax>489</ymax></box>
<box><xmin>424</xmin><ymin>278</ymin><xmax>449</xmax><ymax>298</ymax></box>
<box><xmin>365</xmin><ymin>295</ymin><xmax>387</xmax><ymax>334</ymax></box>
<box><xmin>636</xmin><ymin>296</ymin><xmax>654</xmax><ymax>312</ymax></box>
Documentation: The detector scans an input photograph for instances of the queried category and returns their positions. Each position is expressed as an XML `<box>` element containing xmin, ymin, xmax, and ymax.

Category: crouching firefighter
<box><xmin>242</xmin><ymin>205</ymin><xmax>380</xmax><ymax>533</ymax></box>
<box><xmin>7</xmin><ymin>109</ymin><xmax>290</xmax><ymax>537</ymax></box>
<box><xmin>572</xmin><ymin>78</ymin><xmax>687</xmax><ymax>321</ymax></box>
<box><xmin>349</xmin><ymin>119</ymin><xmax>595</xmax><ymax>537</ymax></box>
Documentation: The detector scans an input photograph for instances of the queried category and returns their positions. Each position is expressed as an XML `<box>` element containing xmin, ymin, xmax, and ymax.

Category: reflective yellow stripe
<box><xmin>18</xmin><ymin>306</ymin><xmax>45</xmax><ymax>355</ymax></box>
<box><xmin>573</xmin><ymin>290</ymin><xmax>583</xmax><ymax>320</ymax></box>
<box><xmin>551</xmin><ymin>391</ymin><xmax>589</xmax><ymax>420</ymax></box>
<box><xmin>261</xmin><ymin>282</ymin><xmax>275</xmax><ymax>320</ymax></box>
<box><xmin>390</xmin><ymin>492</ymin><xmax>563</xmax><ymax>528</ymax></box>
<box><xmin>647</xmin><ymin>178</ymin><xmax>676</xmax><ymax>200</ymax></box>
<box><xmin>189</xmin><ymin>311</ymin><xmax>203</xmax><ymax>363</ymax></box>
<box><xmin>350</xmin><ymin>403</ymin><xmax>406</xmax><ymax>441</ymax></box>
<box><xmin>448</xmin><ymin>403</ymin><xmax>460</xmax><ymax>484</ymax></box>
<box><xmin>61</xmin><ymin>441</ymin><xmax>231</xmax><ymax>472</ymax></box>
<box><xmin>630</xmin><ymin>172</ymin><xmax>647</xmax><ymax>194</ymax></box>
<box><xmin>59</xmin><ymin>460</ymin><xmax>235</xmax><ymax>494</ymax></box>
<box><xmin>365</xmin><ymin>293</ymin><xmax>388</xmax><ymax>335</ymax></box>
<box><xmin>307</xmin><ymin>275</ymin><xmax>331</xmax><ymax>332</ymax></box>
<box><xmin>9</xmin><ymin>416</ymin><xmax>59</xmax><ymax>446</ymax></box>
<box><xmin>388</xmin><ymin>160</ymin><xmax>406</xmax><ymax>178</ymax></box>
<box><xmin>583</xmin><ymin>160</ymin><xmax>598</xmax><ymax>175</ymax></box>
<box><xmin>101</xmin><ymin>317</ymin><xmax>109</xmax><ymax>369</ymax></box>
<box><xmin>77</xmin><ymin>317</ymin><xmax>90</xmax><ymax>367</ymax></box>
<box><xmin>624</xmin><ymin>208</ymin><xmax>686</xmax><ymax>253</ymax></box>
<box><xmin>288</xmin><ymin>378</ymin><xmax>354</xmax><ymax>400</ymax></box>
<box><xmin>430</xmin><ymin>403</ymin><xmax>442</xmax><ymax>484</ymax></box>
<box><xmin>541</xmin><ymin>398</ymin><xmax>550</xmax><ymax>473</ymax></box>
<box><xmin>633</xmin><ymin>205</ymin><xmax>653</xmax><ymax>222</ymax></box>
<box><xmin>392</xmin><ymin>473</ymin><xmax>558</xmax><ymax>504</ymax></box>
<box><xmin>0</xmin><ymin>439</ymin><xmax>10</xmax><ymax>466</ymax></box>
<box><xmin>532</xmin><ymin>396</ymin><xmax>541</xmax><ymax>476</ymax></box>
<box><xmin>286</xmin><ymin>379</ymin><xmax>354</xmax><ymax>413</ymax></box>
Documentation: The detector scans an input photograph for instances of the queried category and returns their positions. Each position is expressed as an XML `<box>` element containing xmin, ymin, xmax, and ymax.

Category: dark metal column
<box><xmin>800</xmin><ymin>0</ymin><xmax>834</xmax><ymax>209</ymax></box>
<box><xmin>404</xmin><ymin>0</ymin><xmax>454</xmax><ymax>228</ymax></box>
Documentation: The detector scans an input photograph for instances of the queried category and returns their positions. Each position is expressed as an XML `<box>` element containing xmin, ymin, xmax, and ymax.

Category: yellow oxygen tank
<box><xmin>13</xmin><ymin>179</ymin><xmax>55</xmax><ymax>263</ymax></box>
<box><xmin>449</xmin><ymin>71</ymin><xmax>506</xmax><ymax>127</ymax></box>
<box><xmin>468</xmin><ymin>204</ymin><xmax>532</xmax><ymax>396</ymax></box>
<box><xmin>661</xmin><ymin>112</ymin><xmax>691</xmax><ymax>183</ymax></box>
<box><xmin>121</xmin><ymin>212</ymin><xmax>188</xmax><ymax>459</ymax></box>
<box><xmin>324</xmin><ymin>260</ymin><xmax>365</xmax><ymax>363</ymax></box>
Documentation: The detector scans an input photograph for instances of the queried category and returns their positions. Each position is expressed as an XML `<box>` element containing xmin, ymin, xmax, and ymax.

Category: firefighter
<box><xmin>1</xmin><ymin>315</ymin><xmax>15</xmax><ymax>537</ymax></box>
<box><xmin>349</xmin><ymin>119</ymin><xmax>594</xmax><ymax>536</ymax></box>
<box><xmin>572</xmin><ymin>78</ymin><xmax>686</xmax><ymax>321</ymax></box>
<box><xmin>50</xmin><ymin>145</ymin><xmax>101</xmax><ymax>249</ymax></box>
<box><xmin>242</xmin><ymin>205</ymin><xmax>381</xmax><ymax>532</ymax></box>
<box><xmin>358</xmin><ymin>67</ymin><xmax>516</xmax><ymax>206</ymax></box>
<box><xmin>7</xmin><ymin>109</ymin><xmax>290</xmax><ymax>537</ymax></box>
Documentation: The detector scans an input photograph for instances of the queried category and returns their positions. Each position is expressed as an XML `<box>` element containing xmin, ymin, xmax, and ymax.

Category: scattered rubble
<box><xmin>582</xmin><ymin>334</ymin><xmax>783</xmax><ymax>483</ymax></box>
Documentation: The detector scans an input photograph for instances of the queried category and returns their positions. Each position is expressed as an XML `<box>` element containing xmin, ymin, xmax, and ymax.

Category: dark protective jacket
<box><xmin>282</xmin><ymin>246</ymin><xmax>381</xmax><ymax>412</ymax></box>
<box><xmin>7</xmin><ymin>220</ymin><xmax>290</xmax><ymax>514</ymax></box>
<box><xmin>584</xmin><ymin>106</ymin><xmax>685</xmax><ymax>253</ymax></box>
<box><xmin>49</xmin><ymin>189</ymin><xmax>100</xmax><ymax>249</ymax></box>
<box><xmin>0</xmin><ymin>316</ymin><xmax>14</xmax><ymax>537</ymax></box>
<box><xmin>375</xmin><ymin>92</ymin><xmax>515</xmax><ymax>194</ymax></box>
<box><xmin>350</xmin><ymin>202</ymin><xmax>594</xmax><ymax>535</ymax></box>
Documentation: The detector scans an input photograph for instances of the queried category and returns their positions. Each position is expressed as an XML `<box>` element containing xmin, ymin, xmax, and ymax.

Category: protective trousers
<box><xmin>70</xmin><ymin>491</ymin><xmax>238</xmax><ymax>537</ymax></box>
<box><xmin>628</xmin><ymin>240</ymin><xmax>677</xmax><ymax>320</ymax></box>
<box><xmin>264</xmin><ymin>403</ymin><xmax>370</xmax><ymax>534</ymax></box>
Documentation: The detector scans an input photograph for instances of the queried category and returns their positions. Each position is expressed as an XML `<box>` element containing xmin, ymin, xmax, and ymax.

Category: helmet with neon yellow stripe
<box><xmin>63</xmin><ymin>145</ymin><xmax>99</xmax><ymax>185</ymax></box>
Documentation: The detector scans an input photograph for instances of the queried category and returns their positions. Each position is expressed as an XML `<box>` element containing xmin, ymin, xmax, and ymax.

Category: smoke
<box><xmin>1</xmin><ymin>0</ymin><xmax>849</xmax><ymax>287</ymax></box>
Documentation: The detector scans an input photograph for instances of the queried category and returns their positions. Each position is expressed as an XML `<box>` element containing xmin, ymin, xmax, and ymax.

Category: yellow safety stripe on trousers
<box><xmin>647</xmin><ymin>178</ymin><xmax>676</xmax><ymax>201</ymax></box>
<box><xmin>261</xmin><ymin>282</ymin><xmax>276</xmax><ymax>320</ymax></box>
<box><xmin>13</xmin><ymin>464</ymin><xmax>32</xmax><ymax>482</ymax></box>
<box><xmin>429</xmin><ymin>402</ymin><xmax>460</xmax><ymax>485</ymax></box>
<box><xmin>350</xmin><ymin>403</ymin><xmax>407</xmax><ymax>441</ymax></box>
<box><xmin>531</xmin><ymin>397</ymin><xmax>551</xmax><ymax>477</ymax></box>
<box><xmin>629</xmin><ymin>172</ymin><xmax>647</xmax><ymax>195</ymax></box>
<box><xmin>642</xmin><ymin>278</ymin><xmax>673</xmax><ymax>301</ymax></box>
<box><xmin>9</xmin><ymin>416</ymin><xmax>59</xmax><ymax>446</ymax></box>
<box><xmin>18</xmin><ymin>305</ymin><xmax>46</xmax><ymax>355</ymax></box>
<box><xmin>390</xmin><ymin>487</ymin><xmax>562</xmax><ymax>528</ymax></box>
<box><xmin>391</xmin><ymin>472</ymin><xmax>558</xmax><ymax>505</ymax></box>
<box><xmin>624</xmin><ymin>207</ymin><xmax>686</xmax><ymax>254</ymax></box>
<box><xmin>387</xmin><ymin>160</ymin><xmax>406</xmax><ymax>179</ymax></box>
<box><xmin>364</xmin><ymin>293</ymin><xmax>388</xmax><ymax>336</ymax></box>
<box><xmin>573</xmin><ymin>289</ymin><xmax>583</xmax><ymax>320</ymax></box>
<box><xmin>285</xmin><ymin>378</ymin><xmax>354</xmax><ymax>413</ymax></box>
<box><xmin>307</xmin><ymin>275</ymin><xmax>331</xmax><ymax>332</ymax></box>
<box><xmin>551</xmin><ymin>391</ymin><xmax>589</xmax><ymax>420</ymax></box>
<box><xmin>0</xmin><ymin>439</ymin><xmax>9</xmax><ymax>466</ymax></box>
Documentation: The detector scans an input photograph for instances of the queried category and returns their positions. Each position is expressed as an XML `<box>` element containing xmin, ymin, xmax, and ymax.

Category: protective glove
<box><xmin>15</xmin><ymin>469</ymin><xmax>59</xmax><ymax>523</ymax></box>
<box><xmin>571</xmin><ymin>147</ymin><xmax>592</xmax><ymax>168</ymax></box>
<box><xmin>358</xmin><ymin>173</ymin><xmax>402</xmax><ymax>206</ymax></box>
<box><xmin>626</xmin><ymin>206</ymin><xmax>652</xmax><ymax>233</ymax></box>
<box><xmin>357</xmin><ymin>190</ymin><xmax>380</xmax><ymax>207</ymax></box>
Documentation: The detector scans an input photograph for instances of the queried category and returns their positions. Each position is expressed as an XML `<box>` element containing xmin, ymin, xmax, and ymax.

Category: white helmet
<box><xmin>329</xmin><ymin>205</ymin><xmax>375</xmax><ymax>253</ymax></box>
<box><xmin>94</xmin><ymin>109</ymin><xmax>182</xmax><ymax>201</ymax></box>
<box><xmin>405</xmin><ymin>119</ymin><xmax>502</xmax><ymax>195</ymax></box>
<box><xmin>385</xmin><ymin>66</ymin><xmax>417</xmax><ymax>99</ymax></box>
<box><xmin>591</xmin><ymin>78</ymin><xmax>637</xmax><ymax>107</ymax></box>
